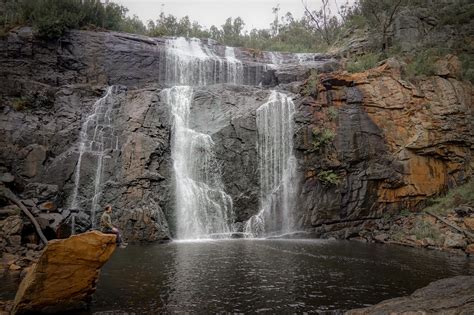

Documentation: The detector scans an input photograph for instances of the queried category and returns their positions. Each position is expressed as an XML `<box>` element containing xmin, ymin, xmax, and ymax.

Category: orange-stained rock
<box><xmin>328</xmin><ymin>63</ymin><xmax>471</xmax><ymax>203</ymax></box>
<box><xmin>302</xmin><ymin>63</ymin><xmax>472</xmax><ymax>226</ymax></box>
<box><xmin>434</xmin><ymin>54</ymin><xmax>462</xmax><ymax>78</ymax></box>
<box><xmin>464</xmin><ymin>218</ymin><xmax>474</xmax><ymax>231</ymax></box>
<box><xmin>12</xmin><ymin>231</ymin><xmax>116</xmax><ymax>314</ymax></box>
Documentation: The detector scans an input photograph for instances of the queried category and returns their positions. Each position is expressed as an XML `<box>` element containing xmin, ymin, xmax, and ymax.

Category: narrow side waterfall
<box><xmin>225</xmin><ymin>46</ymin><xmax>243</xmax><ymax>85</ymax></box>
<box><xmin>245</xmin><ymin>91</ymin><xmax>297</xmax><ymax>237</ymax></box>
<box><xmin>70</xmin><ymin>86</ymin><xmax>119</xmax><ymax>228</ymax></box>
<box><xmin>164</xmin><ymin>86</ymin><xmax>234</xmax><ymax>239</ymax></box>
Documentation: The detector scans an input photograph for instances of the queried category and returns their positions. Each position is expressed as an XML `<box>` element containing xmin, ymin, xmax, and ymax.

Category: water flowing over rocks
<box><xmin>245</xmin><ymin>91</ymin><xmax>297</xmax><ymax>237</ymax></box>
<box><xmin>165</xmin><ymin>86</ymin><xmax>234</xmax><ymax>239</ymax></box>
<box><xmin>0</xmin><ymin>28</ymin><xmax>472</xmax><ymax>243</ymax></box>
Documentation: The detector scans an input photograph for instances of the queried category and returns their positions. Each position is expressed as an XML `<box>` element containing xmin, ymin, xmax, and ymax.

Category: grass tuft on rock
<box><xmin>423</xmin><ymin>180</ymin><xmax>474</xmax><ymax>216</ymax></box>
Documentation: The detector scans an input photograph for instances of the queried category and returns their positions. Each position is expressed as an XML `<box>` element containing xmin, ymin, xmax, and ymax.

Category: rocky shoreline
<box><xmin>340</xmin><ymin>207</ymin><xmax>473</xmax><ymax>256</ymax></box>
<box><xmin>346</xmin><ymin>276</ymin><xmax>474</xmax><ymax>314</ymax></box>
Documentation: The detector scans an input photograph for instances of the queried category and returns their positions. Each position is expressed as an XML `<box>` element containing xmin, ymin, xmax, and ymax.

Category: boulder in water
<box><xmin>12</xmin><ymin>231</ymin><xmax>116</xmax><ymax>314</ymax></box>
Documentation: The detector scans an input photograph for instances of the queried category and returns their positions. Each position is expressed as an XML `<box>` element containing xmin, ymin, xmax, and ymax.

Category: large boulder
<box><xmin>346</xmin><ymin>276</ymin><xmax>474</xmax><ymax>314</ymax></box>
<box><xmin>12</xmin><ymin>231</ymin><xmax>116</xmax><ymax>314</ymax></box>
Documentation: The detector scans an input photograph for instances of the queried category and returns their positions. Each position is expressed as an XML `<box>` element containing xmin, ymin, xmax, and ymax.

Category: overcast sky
<box><xmin>113</xmin><ymin>0</ymin><xmax>354</xmax><ymax>31</ymax></box>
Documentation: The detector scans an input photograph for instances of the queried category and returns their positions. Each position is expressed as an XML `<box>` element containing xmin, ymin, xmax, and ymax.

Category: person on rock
<box><xmin>100</xmin><ymin>205</ymin><xmax>127</xmax><ymax>248</ymax></box>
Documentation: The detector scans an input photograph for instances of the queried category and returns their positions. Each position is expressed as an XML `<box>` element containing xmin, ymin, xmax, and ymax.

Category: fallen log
<box><xmin>0</xmin><ymin>186</ymin><xmax>48</xmax><ymax>245</ymax></box>
<box><xmin>426</xmin><ymin>210</ymin><xmax>474</xmax><ymax>241</ymax></box>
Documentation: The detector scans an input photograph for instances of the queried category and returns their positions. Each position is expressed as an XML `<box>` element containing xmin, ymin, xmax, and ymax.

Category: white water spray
<box><xmin>225</xmin><ymin>46</ymin><xmax>243</xmax><ymax>84</ymax></box>
<box><xmin>165</xmin><ymin>37</ymin><xmax>244</xmax><ymax>86</ymax></box>
<box><xmin>245</xmin><ymin>91</ymin><xmax>297</xmax><ymax>237</ymax></box>
<box><xmin>164</xmin><ymin>86</ymin><xmax>234</xmax><ymax>239</ymax></box>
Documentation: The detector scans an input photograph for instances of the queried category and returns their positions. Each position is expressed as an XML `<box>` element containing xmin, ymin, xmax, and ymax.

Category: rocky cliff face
<box><xmin>0</xmin><ymin>28</ymin><xmax>471</xmax><ymax>243</ymax></box>
<box><xmin>295</xmin><ymin>59</ymin><xmax>472</xmax><ymax>236</ymax></box>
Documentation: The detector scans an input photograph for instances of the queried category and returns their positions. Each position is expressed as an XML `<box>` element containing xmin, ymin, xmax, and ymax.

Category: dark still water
<box><xmin>89</xmin><ymin>239</ymin><xmax>472</xmax><ymax>313</ymax></box>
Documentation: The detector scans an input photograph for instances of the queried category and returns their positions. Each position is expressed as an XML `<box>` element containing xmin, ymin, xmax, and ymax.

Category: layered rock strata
<box><xmin>12</xmin><ymin>231</ymin><xmax>116</xmax><ymax>314</ymax></box>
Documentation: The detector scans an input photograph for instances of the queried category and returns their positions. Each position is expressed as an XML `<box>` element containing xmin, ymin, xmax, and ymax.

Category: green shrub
<box><xmin>1</xmin><ymin>0</ymin><xmax>136</xmax><ymax>39</ymax></box>
<box><xmin>404</xmin><ymin>51</ymin><xmax>438</xmax><ymax>80</ymax></box>
<box><xmin>423</xmin><ymin>179</ymin><xmax>474</xmax><ymax>215</ymax></box>
<box><xmin>459</xmin><ymin>53</ymin><xmax>474</xmax><ymax>83</ymax></box>
<box><xmin>11</xmin><ymin>97</ymin><xmax>31</xmax><ymax>111</ymax></box>
<box><xmin>311</xmin><ymin>128</ymin><xmax>335</xmax><ymax>151</ymax></box>
<box><xmin>399</xmin><ymin>209</ymin><xmax>411</xmax><ymax>217</ymax></box>
<box><xmin>438</xmin><ymin>2</ymin><xmax>474</xmax><ymax>26</ymax></box>
<box><xmin>346</xmin><ymin>53</ymin><xmax>380</xmax><ymax>73</ymax></box>
<box><xmin>327</xmin><ymin>107</ymin><xmax>338</xmax><ymax>121</ymax></box>
<box><xmin>412</xmin><ymin>219</ymin><xmax>441</xmax><ymax>242</ymax></box>
<box><xmin>318</xmin><ymin>170</ymin><xmax>340</xmax><ymax>186</ymax></box>
<box><xmin>302</xmin><ymin>70</ymin><xmax>319</xmax><ymax>97</ymax></box>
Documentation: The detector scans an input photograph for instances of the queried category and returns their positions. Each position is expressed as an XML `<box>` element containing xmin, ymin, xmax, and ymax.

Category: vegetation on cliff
<box><xmin>0</xmin><ymin>0</ymin><xmax>145</xmax><ymax>38</ymax></box>
<box><xmin>2</xmin><ymin>0</ymin><xmax>473</xmax><ymax>78</ymax></box>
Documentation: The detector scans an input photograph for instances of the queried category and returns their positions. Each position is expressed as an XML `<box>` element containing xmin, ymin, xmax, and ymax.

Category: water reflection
<box><xmin>90</xmin><ymin>239</ymin><xmax>471</xmax><ymax>313</ymax></box>
<box><xmin>2</xmin><ymin>239</ymin><xmax>471</xmax><ymax>313</ymax></box>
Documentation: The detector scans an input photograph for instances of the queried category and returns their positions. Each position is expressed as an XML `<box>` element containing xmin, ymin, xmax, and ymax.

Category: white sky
<box><xmin>113</xmin><ymin>0</ymin><xmax>354</xmax><ymax>31</ymax></box>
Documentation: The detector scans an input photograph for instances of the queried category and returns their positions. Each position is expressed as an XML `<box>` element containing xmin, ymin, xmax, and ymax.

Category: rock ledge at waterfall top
<box><xmin>12</xmin><ymin>231</ymin><xmax>116</xmax><ymax>314</ymax></box>
<box><xmin>345</xmin><ymin>276</ymin><xmax>474</xmax><ymax>314</ymax></box>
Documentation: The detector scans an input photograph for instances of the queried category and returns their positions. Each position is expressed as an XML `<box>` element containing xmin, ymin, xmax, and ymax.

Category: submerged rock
<box><xmin>12</xmin><ymin>231</ymin><xmax>116</xmax><ymax>314</ymax></box>
<box><xmin>346</xmin><ymin>276</ymin><xmax>474</xmax><ymax>314</ymax></box>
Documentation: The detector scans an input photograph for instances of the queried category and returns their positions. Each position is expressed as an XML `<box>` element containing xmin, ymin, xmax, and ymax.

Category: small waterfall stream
<box><xmin>245</xmin><ymin>91</ymin><xmax>297</xmax><ymax>237</ymax></box>
<box><xmin>224</xmin><ymin>46</ymin><xmax>243</xmax><ymax>84</ymax></box>
<box><xmin>70</xmin><ymin>86</ymin><xmax>119</xmax><ymax>229</ymax></box>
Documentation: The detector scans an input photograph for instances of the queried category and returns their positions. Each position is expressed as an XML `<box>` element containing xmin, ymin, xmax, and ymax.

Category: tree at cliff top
<box><xmin>357</xmin><ymin>0</ymin><xmax>407</xmax><ymax>52</ymax></box>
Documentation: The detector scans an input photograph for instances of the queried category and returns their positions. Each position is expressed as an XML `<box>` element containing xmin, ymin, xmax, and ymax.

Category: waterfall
<box><xmin>164</xmin><ymin>86</ymin><xmax>234</xmax><ymax>239</ymax></box>
<box><xmin>69</xmin><ymin>86</ymin><xmax>119</xmax><ymax>229</ymax></box>
<box><xmin>165</xmin><ymin>37</ymin><xmax>211</xmax><ymax>86</ymax></box>
<box><xmin>245</xmin><ymin>91</ymin><xmax>297</xmax><ymax>237</ymax></box>
<box><xmin>266</xmin><ymin>51</ymin><xmax>284</xmax><ymax>68</ymax></box>
<box><xmin>165</xmin><ymin>37</ymin><xmax>244</xmax><ymax>86</ymax></box>
<box><xmin>225</xmin><ymin>46</ymin><xmax>243</xmax><ymax>85</ymax></box>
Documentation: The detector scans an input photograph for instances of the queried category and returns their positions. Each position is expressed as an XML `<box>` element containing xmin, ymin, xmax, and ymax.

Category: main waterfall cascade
<box><xmin>164</xmin><ymin>38</ymin><xmax>247</xmax><ymax>239</ymax></box>
<box><xmin>245</xmin><ymin>91</ymin><xmax>297</xmax><ymax>237</ymax></box>
<box><xmin>70</xmin><ymin>86</ymin><xmax>119</xmax><ymax>228</ymax></box>
<box><xmin>164</xmin><ymin>37</ymin><xmax>299</xmax><ymax>239</ymax></box>
<box><xmin>164</xmin><ymin>86</ymin><xmax>234</xmax><ymax>239</ymax></box>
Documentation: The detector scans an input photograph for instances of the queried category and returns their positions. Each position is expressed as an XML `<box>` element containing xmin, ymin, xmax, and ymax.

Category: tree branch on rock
<box><xmin>0</xmin><ymin>185</ymin><xmax>48</xmax><ymax>245</ymax></box>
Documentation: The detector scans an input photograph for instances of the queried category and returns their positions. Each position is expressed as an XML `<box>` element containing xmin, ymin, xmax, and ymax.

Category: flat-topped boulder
<box><xmin>12</xmin><ymin>231</ymin><xmax>116</xmax><ymax>314</ymax></box>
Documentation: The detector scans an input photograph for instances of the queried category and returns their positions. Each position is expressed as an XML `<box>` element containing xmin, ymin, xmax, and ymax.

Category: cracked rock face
<box><xmin>0</xmin><ymin>29</ymin><xmax>471</xmax><ymax>241</ymax></box>
<box><xmin>294</xmin><ymin>60</ymin><xmax>472</xmax><ymax>236</ymax></box>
